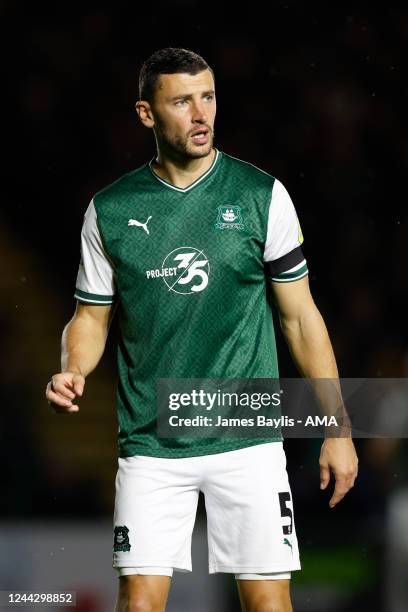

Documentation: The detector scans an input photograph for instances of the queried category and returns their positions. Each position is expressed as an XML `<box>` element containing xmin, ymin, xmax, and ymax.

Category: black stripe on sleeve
<box><xmin>264</xmin><ymin>246</ymin><xmax>305</xmax><ymax>276</ymax></box>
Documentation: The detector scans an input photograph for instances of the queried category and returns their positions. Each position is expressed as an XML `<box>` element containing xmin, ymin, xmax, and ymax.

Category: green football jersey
<box><xmin>75</xmin><ymin>149</ymin><xmax>308</xmax><ymax>458</ymax></box>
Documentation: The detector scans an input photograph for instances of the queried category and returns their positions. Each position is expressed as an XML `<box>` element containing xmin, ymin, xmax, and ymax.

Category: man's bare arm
<box><xmin>45</xmin><ymin>303</ymin><xmax>114</xmax><ymax>413</ymax></box>
<box><xmin>271</xmin><ymin>276</ymin><xmax>358</xmax><ymax>508</ymax></box>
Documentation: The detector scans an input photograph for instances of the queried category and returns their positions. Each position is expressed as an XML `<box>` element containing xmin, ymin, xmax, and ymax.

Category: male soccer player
<box><xmin>46</xmin><ymin>48</ymin><xmax>358</xmax><ymax>612</ymax></box>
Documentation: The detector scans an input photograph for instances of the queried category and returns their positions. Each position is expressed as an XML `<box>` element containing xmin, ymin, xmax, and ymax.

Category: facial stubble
<box><xmin>154</xmin><ymin>118</ymin><xmax>215</xmax><ymax>160</ymax></box>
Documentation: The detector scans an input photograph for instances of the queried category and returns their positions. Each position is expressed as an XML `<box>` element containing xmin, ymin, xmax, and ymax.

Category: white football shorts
<box><xmin>112</xmin><ymin>441</ymin><xmax>301</xmax><ymax>579</ymax></box>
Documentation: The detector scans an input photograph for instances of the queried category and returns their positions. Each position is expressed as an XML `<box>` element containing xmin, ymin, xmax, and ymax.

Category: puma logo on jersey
<box><xmin>128</xmin><ymin>216</ymin><xmax>152</xmax><ymax>235</ymax></box>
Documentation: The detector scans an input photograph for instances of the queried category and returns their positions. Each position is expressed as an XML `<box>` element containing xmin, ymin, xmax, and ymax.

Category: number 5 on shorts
<box><xmin>278</xmin><ymin>491</ymin><xmax>293</xmax><ymax>535</ymax></box>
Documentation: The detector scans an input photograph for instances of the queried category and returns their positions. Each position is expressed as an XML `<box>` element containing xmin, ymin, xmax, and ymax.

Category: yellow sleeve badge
<box><xmin>297</xmin><ymin>219</ymin><xmax>304</xmax><ymax>244</ymax></box>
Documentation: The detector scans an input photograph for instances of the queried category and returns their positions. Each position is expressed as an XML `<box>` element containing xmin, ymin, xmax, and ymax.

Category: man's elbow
<box><xmin>280</xmin><ymin>302</ymin><xmax>325</xmax><ymax>338</ymax></box>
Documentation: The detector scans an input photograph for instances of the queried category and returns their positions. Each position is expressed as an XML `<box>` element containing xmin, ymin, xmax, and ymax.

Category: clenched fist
<box><xmin>46</xmin><ymin>371</ymin><xmax>85</xmax><ymax>413</ymax></box>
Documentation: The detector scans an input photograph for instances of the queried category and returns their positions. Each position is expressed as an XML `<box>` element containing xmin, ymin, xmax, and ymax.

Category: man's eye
<box><xmin>204</xmin><ymin>95</ymin><xmax>214</xmax><ymax>102</ymax></box>
<box><xmin>175</xmin><ymin>100</ymin><xmax>187</xmax><ymax>106</ymax></box>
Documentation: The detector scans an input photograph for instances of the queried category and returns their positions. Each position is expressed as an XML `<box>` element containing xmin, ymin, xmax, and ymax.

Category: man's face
<box><xmin>149</xmin><ymin>69</ymin><xmax>216</xmax><ymax>159</ymax></box>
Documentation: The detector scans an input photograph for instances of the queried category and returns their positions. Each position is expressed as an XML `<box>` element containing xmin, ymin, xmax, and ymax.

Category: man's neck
<box><xmin>152</xmin><ymin>148</ymin><xmax>216</xmax><ymax>189</ymax></box>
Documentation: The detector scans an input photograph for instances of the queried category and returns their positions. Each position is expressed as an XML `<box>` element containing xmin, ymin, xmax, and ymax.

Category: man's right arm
<box><xmin>45</xmin><ymin>303</ymin><xmax>114</xmax><ymax>413</ymax></box>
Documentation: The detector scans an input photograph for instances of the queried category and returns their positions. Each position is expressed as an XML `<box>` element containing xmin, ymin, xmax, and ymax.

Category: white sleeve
<box><xmin>263</xmin><ymin>179</ymin><xmax>308</xmax><ymax>283</ymax></box>
<box><xmin>74</xmin><ymin>199</ymin><xmax>116</xmax><ymax>304</ymax></box>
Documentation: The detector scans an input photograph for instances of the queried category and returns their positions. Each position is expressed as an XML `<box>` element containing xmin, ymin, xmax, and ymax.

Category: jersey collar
<box><xmin>148</xmin><ymin>149</ymin><xmax>221</xmax><ymax>193</ymax></box>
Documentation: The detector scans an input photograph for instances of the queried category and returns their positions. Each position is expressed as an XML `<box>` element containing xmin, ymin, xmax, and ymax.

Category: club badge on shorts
<box><xmin>113</xmin><ymin>525</ymin><xmax>131</xmax><ymax>552</ymax></box>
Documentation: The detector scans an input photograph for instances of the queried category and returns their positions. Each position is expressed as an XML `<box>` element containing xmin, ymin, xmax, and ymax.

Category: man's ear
<box><xmin>135</xmin><ymin>100</ymin><xmax>155</xmax><ymax>128</ymax></box>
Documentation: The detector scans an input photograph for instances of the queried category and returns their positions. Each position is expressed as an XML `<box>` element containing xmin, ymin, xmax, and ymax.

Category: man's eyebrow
<box><xmin>169</xmin><ymin>90</ymin><xmax>215</xmax><ymax>101</ymax></box>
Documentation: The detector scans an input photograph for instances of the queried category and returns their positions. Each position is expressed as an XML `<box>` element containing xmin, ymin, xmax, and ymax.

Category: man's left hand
<box><xmin>319</xmin><ymin>438</ymin><xmax>358</xmax><ymax>508</ymax></box>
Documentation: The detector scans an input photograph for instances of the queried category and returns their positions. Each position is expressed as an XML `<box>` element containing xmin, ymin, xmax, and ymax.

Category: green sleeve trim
<box><xmin>74</xmin><ymin>288</ymin><xmax>115</xmax><ymax>304</ymax></box>
<box><xmin>271</xmin><ymin>263</ymin><xmax>309</xmax><ymax>283</ymax></box>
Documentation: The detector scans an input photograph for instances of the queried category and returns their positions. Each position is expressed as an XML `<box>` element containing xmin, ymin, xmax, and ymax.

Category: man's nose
<box><xmin>191</xmin><ymin>102</ymin><xmax>207</xmax><ymax>123</ymax></box>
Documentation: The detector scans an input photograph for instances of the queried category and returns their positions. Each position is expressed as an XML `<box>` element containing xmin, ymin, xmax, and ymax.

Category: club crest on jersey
<box><xmin>113</xmin><ymin>526</ymin><xmax>131</xmax><ymax>552</ymax></box>
<box><xmin>214</xmin><ymin>206</ymin><xmax>244</xmax><ymax>230</ymax></box>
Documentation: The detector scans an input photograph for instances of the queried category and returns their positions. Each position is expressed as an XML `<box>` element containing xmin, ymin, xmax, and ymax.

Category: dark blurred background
<box><xmin>1</xmin><ymin>2</ymin><xmax>407</xmax><ymax>611</ymax></box>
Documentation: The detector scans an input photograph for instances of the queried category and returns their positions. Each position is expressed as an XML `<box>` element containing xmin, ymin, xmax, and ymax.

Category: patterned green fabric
<box><xmin>88</xmin><ymin>151</ymin><xmax>292</xmax><ymax>457</ymax></box>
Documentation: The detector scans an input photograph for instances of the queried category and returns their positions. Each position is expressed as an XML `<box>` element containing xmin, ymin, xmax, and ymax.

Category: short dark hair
<box><xmin>139</xmin><ymin>47</ymin><xmax>212</xmax><ymax>102</ymax></box>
